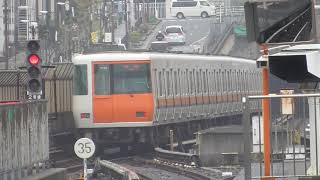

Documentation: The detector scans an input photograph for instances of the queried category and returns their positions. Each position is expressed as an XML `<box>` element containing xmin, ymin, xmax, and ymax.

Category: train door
<box><xmin>112</xmin><ymin>62</ymin><xmax>153</xmax><ymax>123</ymax></box>
<box><xmin>93</xmin><ymin>64</ymin><xmax>113</xmax><ymax>123</ymax></box>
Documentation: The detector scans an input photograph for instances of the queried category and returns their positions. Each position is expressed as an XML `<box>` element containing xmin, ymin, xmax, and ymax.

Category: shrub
<box><xmin>139</xmin><ymin>23</ymin><xmax>150</xmax><ymax>33</ymax></box>
<box><xmin>131</xmin><ymin>31</ymin><xmax>141</xmax><ymax>43</ymax></box>
<box><xmin>148</xmin><ymin>16</ymin><xmax>158</xmax><ymax>24</ymax></box>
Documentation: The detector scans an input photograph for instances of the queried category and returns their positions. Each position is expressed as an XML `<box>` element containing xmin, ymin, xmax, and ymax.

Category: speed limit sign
<box><xmin>74</xmin><ymin>138</ymin><xmax>96</xmax><ymax>159</ymax></box>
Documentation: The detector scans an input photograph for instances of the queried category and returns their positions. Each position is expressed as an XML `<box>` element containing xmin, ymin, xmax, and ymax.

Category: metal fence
<box><xmin>136</xmin><ymin>3</ymin><xmax>244</xmax><ymax>19</ymax></box>
<box><xmin>0</xmin><ymin>64</ymin><xmax>73</xmax><ymax>115</ymax></box>
<box><xmin>0</xmin><ymin>100</ymin><xmax>49</xmax><ymax>180</ymax></box>
<box><xmin>0</xmin><ymin>64</ymin><xmax>74</xmax><ymax>134</ymax></box>
<box><xmin>137</xmin><ymin>3</ymin><xmax>166</xmax><ymax>19</ymax></box>
<box><xmin>242</xmin><ymin>93</ymin><xmax>320</xmax><ymax>179</ymax></box>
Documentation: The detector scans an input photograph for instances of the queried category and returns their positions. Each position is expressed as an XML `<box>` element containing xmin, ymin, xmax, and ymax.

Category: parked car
<box><xmin>164</xmin><ymin>25</ymin><xmax>186</xmax><ymax>45</ymax></box>
<box><xmin>171</xmin><ymin>0</ymin><xmax>216</xmax><ymax>19</ymax></box>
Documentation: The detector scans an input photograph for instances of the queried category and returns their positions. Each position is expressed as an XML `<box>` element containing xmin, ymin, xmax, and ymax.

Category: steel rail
<box><xmin>265</xmin><ymin>6</ymin><xmax>311</xmax><ymax>43</ymax></box>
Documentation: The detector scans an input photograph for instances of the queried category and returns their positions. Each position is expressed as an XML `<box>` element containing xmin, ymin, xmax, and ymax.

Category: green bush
<box><xmin>148</xmin><ymin>16</ymin><xmax>158</xmax><ymax>24</ymax></box>
<box><xmin>139</xmin><ymin>23</ymin><xmax>150</xmax><ymax>33</ymax></box>
<box><xmin>131</xmin><ymin>31</ymin><xmax>141</xmax><ymax>43</ymax></box>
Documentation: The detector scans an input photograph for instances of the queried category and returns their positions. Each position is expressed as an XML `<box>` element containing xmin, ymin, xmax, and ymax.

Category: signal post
<box><xmin>26</xmin><ymin>40</ymin><xmax>42</xmax><ymax>100</ymax></box>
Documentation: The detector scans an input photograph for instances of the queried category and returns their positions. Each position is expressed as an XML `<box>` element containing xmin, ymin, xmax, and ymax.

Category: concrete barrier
<box><xmin>94</xmin><ymin>159</ymin><xmax>140</xmax><ymax>180</ymax></box>
<box><xmin>0</xmin><ymin>100</ymin><xmax>49</xmax><ymax>180</ymax></box>
<box><xmin>155</xmin><ymin>147</ymin><xmax>200</xmax><ymax>167</ymax></box>
<box><xmin>23</xmin><ymin>168</ymin><xmax>67</xmax><ymax>180</ymax></box>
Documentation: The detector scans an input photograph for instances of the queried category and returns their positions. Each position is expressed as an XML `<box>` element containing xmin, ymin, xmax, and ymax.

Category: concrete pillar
<box><xmin>3</xmin><ymin>173</ymin><xmax>8</xmax><ymax>180</ymax></box>
<box><xmin>10</xmin><ymin>171</ymin><xmax>15</xmax><ymax>180</ymax></box>
<box><xmin>307</xmin><ymin>96</ymin><xmax>320</xmax><ymax>175</ymax></box>
<box><xmin>17</xmin><ymin>169</ymin><xmax>22</xmax><ymax>179</ymax></box>
<box><xmin>165</xmin><ymin>0</ymin><xmax>171</xmax><ymax>19</ymax></box>
<box><xmin>129</xmin><ymin>0</ymin><xmax>135</xmax><ymax>28</ymax></box>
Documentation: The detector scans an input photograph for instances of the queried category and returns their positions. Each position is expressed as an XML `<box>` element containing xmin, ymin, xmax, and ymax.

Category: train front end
<box><xmin>72</xmin><ymin>54</ymin><xmax>154</xmax><ymax>146</ymax></box>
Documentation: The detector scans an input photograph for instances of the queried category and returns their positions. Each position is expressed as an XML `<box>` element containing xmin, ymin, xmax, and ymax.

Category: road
<box><xmin>148</xmin><ymin>17</ymin><xmax>243</xmax><ymax>54</ymax></box>
<box><xmin>149</xmin><ymin>17</ymin><xmax>217</xmax><ymax>53</ymax></box>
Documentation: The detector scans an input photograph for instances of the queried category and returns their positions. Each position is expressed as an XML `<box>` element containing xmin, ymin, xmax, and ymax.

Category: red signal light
<box><xmin>28</xmin><ymin>54</ymin><xmax>40</xmax><ymax>65</ymax></box>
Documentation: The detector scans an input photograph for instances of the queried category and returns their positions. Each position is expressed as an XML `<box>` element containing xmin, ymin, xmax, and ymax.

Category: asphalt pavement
<box><xmin>149</xmin><ymin>17</ymin><xmax>217</xmax><ymax>53</ymax></box>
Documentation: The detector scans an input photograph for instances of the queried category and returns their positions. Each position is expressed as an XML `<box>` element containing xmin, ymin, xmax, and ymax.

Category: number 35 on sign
<box><xmin>74</xmin><ymin>138</ymin><xmax>96</xmax><ymax>159</ymax></box>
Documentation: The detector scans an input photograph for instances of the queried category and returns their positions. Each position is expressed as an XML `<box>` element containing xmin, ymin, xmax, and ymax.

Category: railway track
<box><xmin>110</xmin><ymin>155</ymin><xmax>236</xmax><ymax>180</ymax></box>
<box><xmin>49</xmin><ymin>144</ymin><xmax>84</xmax><ymax>177</ymax></box>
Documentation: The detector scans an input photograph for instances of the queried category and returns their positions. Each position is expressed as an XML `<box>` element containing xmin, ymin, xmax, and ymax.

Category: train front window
<box><xmin>94</xmin><ymin>64</ymin><xmax>111</xmax><ymax>95</ymax></box>
<box><xmin>113</xmin><ymin>64</ymin><xmax>151</xmax><ymax>94</ymax></box>
<box><xmin>73</xmin><ymin>65</ymin><xmax>88</xmax><ymax>95</ymax></box>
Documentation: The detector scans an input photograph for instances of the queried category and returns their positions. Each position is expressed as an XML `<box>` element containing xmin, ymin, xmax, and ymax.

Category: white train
<box><xmin>72</xmin><ymin>52</ymin><xmax>262</xmax><ymax>150</ymax></box>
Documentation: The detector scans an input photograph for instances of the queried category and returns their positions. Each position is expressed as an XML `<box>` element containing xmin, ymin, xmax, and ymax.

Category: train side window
<box><xmin>203</xmin><ymin>71</ymin><xmax>207</xmax><ymax>93</ymax></box>
<box><xmin>252</xmin><ymin>73</ymin><xmax>255</xmax><ymax>92</ymax></box>
<box><xmin>174</xmin><ymin>71</ymin><xmax>179</xmax><ymax>95</ymax></box>
<box><xmin>210</xmin><ymin>70</ymin><xmax>213</xmax><ymax>93</ymax></box>
<box><xmin>226</xmin><ymin>70</ymin><xmax>230</xmax><ymax>92</ymax></box>
<box><xmin>217</xmin><ymin>70</ymin><xmax>221</xmax><ymax>93</ymax></box>
<box><xmin>153</xmin><ymin>69</ymin><xmax>158</xmax><ymax>97</ymax></box>
<box><xmin>189</xmin><ymin>71</ymin><xmax>193</xmax><ymax>95</ymax></box>
<box><xmin>231</xmin><ymin>70</ymin><xmax>235</xmax><ymax>91</ymax></box>
<box><xmin>74</xmin><ymin>64</ymin><xmax>88</xmax><ymax>95</ymax></box>
<box><xmin>249</xmin><ymin>72</ymin><xmax>253</xmax><ymax>92</ymax></box>
<box><xmin>169</xmin><ymin>70</ymin><xmax>172</xmax><ymax>96</ymax></box>
<box><xmin>244</xmin><ymin>71</ymin><xmax>248</xmax><ymax>94</ymax></box>
<box><xmin>112</xmin><ymin>64</ymin><xmax>151</xmax><ymax>94</ymax></box>
<box><xmin>183</xmin><ymin>70</ymin><xmax>187</xmax><ymax>95</ymax></box>
<box><xmin>221</xmin><ymin>71</ymin><xmax>225</xmax><ymax>93</ymax></box>
<box><xmin>177</xmin><ymin>70</ymin><xmax>181</xmax><ymax>96</ymax></box>
<box><xmin>238</xmin><ymin>71</ymin><xmax>241</xmax><ymax>93</ymax></box>
<box><xmin>241</xmin><ymin>71</ymin><xmax>246</xmax><ymax>93</ymax></box>
<box><xmin>207</xmin><ymin>71</ymin><xmax>210</xmax><ymax>94</ymax></box>
<box><xmin>196</xmin><ymin>70</ymin><xmax>200</xmax><ymax>94</ymax></box>
<box><xmin>185</xmin><ymin>70</ymin><xmax>189</xmax><ymax>95</ymax></box>
<box><xmin>201</xmin><ymin>70</ymin><xmax>205</xmax><ymax>94</ymax></box>
<box><xmin>166</xmin><ymin>71</ymin><xmax>170</xmax><ymax>96</ymax></box>
<box><xmin>241</xmin><ymin>71</ymin><xmax>244</xmax><ymax>93</ymax></box>
<box><xmin>230</xmin><ymin>69</ymin><xmax>234</xmax><ymax>92</ymax></box>
<box><xmin>237</xmin><ymin>70</ymin><xmax>240</xmax><ymax>92</ymax></box>
<box><xmin>228</xmin><ymin>70</ymin><xmax>231</xmax><ymax>92</ymax></box>
<box><xmin>221</xmin><ymin>70</ymin><xmax>224</xmax><ymax>93</ymax></box>
<box><xmin>232</xmin><ymin>70</ymin><xmax>235</xmax><ymax>92</ymax></box>
<box><xmin>159</xmin><ymin>71</ymin><xmax>163</xmax><ymax>96</ymax></box>
<box><xmin>193</xmin><ymin>70</ymin><xmax>196</xmax><ymax>95</ymax></box>
<box><xmin>94</xmin><ymin>64</ymin><xmax>111</xmax><ymax>95</ymax></box>
<box><xmin>212</xmin><ymin>70</ymin><xmax>215</xmax><ymax>93</ymax></box>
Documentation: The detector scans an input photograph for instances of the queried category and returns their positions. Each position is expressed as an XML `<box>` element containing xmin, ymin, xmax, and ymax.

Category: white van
<box><xmin>171</xmin><ymin>0</ymin><xmax>216</xmax><ymax>19</ymax></box>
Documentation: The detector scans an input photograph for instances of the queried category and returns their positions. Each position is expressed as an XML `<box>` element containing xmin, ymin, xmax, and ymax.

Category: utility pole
<box><xmin>4</xmin><ymin>0</ymin><xmax>9</xmax><ymax>69</ymax></box>
<box><xmin>124</xmin><ymin>0</ymin><xmax>129</xmax><ymax>49</ymax></box>
<box><xmin>111</xmin><ymin>0</ymin><xmax>115</xmax><ymax>43</ymax></box>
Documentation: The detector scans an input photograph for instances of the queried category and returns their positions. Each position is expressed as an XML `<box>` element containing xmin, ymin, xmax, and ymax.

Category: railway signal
<box><xmin>26</xmin><ymin>40</ymin><xmax>42</xmax><ymax>98</ymax></box>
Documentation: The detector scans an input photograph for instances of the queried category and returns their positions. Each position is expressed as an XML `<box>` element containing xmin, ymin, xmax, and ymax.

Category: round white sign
<box><xmin>74</xmin><ymin>138</ymin><xmax>96</xmax><ymax>159</ymax></box>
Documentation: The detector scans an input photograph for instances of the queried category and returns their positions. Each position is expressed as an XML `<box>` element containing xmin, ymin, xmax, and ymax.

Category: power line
<box><xmin>4</xmin><ymin>0</ymin><xmax>9</xmax><ymax>69</ymax></box>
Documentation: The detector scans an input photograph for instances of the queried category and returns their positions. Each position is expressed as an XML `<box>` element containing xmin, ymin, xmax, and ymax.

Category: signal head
<box><xmin>26</xmin><ymin>40</ymin><xmax>42</xmax><ymax>97</ymax></box>
<box><xmin>28</xmin><ymin>79</ymin><xmax>41</xmax><ymax>92</ymax></box>
<box><xmin>28</xmin><ymin>54</ymin><xmax>41</xmax><ymax>65</ymax></box>
<box><xmin>27</xmin><ymin>66</ymin><xmax>41</xmax><ymax>78</ymax></box>
<box><xmin>27</xmin><ymin>40</ymin><xmax>40</xmax><ymax>53</ymax></box>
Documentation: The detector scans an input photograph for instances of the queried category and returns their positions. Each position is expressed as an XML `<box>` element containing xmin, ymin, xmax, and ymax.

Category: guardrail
<box><xmin>155</xmin><ymin>148</ymin><xmax>200</xmax><ymax>167</ymax></box>
<box><xmin>215</xmin><ymin>5</ymin><xmax>245</xmax><ymax>16</ymax></box>
<box><xmin>94</xmin><ymin>159</ymin><xmax>140</xmax><ymax>180</ymax></box>
<box><xmin>0</xmin><ymin>100</ymin><xmax>49</xmax><ymax>180</ymax></box>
